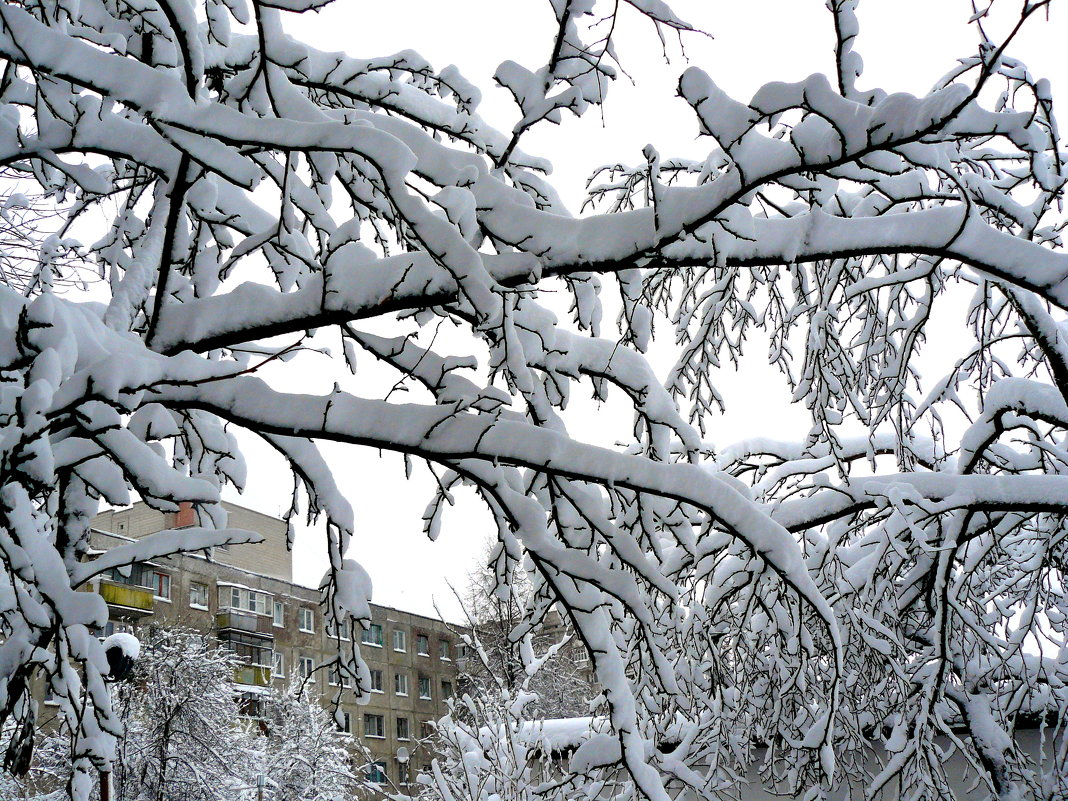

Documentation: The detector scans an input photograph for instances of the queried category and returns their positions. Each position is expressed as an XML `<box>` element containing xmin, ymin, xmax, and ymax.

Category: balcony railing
<box><xmin>233</xmin><ymin>665</ymin><xmax>272</xmax><ymax>687</ymax></box>
<box><xmin>216</xmin><ymin>610</ymin><xmax>274</xmax><ymax>637</ymax></box>
<box><xmin>97</xmin><ymin>580</ymin><xmax>154</xmax><ymax>616</ymax></box>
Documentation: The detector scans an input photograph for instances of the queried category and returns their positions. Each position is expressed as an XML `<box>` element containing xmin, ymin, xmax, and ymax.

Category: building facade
<box><xmin>85</xmin><ymin>501</ymin><xmax>461</xmax><ymax>789</ymax></box>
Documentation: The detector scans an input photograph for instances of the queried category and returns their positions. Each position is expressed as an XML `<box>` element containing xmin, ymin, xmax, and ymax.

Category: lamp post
<box><xmin>397</xmin><ymin>746</ymin><xmax>411</xmax><ymax>791</ymax></box>
<box><xmin>100</xmin><ymin>631</ymin><xmax>142</xmax><ymax>801</ymax></box>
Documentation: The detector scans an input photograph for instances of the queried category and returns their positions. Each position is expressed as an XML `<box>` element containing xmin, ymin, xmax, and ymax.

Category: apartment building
<box><xmin>86</xmin><ymin>501</ymin><xmax>461</xmax><ymax>789</ymax></box>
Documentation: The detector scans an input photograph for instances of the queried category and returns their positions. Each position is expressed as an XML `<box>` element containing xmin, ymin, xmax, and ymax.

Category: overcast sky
<box><xmin>217</xmin><ymin>0</ymin><xmax>1068</xmax><ymax>620</ymax></box>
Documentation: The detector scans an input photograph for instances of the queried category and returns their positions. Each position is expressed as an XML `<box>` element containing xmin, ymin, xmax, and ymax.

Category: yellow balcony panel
<box><xmin>233</xmin><ymin>665</ymin><xmax>272</xmax><ymax>687</ymax></box>
<box><xmin>98</xmin><ymin>580</ymin><xmax>154</xmax><ymax>616</ymax></box>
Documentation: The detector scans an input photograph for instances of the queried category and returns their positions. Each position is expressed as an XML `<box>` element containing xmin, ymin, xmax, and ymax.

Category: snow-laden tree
<box><xmin>455</xmin><ymin>547</ymin><xmax>592</xmax><ymax>719</ymax></box>
<box><xmin>423</xmin><ymin>600</ymin><xmax>622</xmax><ymax>801</ymax></box>
<box><xmin>251</xmin><ymin>683</ymin><xmax>360</xmax><ymax>801</ymax></box>
<box><xmin>110</xmin><ymin>629</ymin><xmax>254</xmax><ymax>801</ymax></box>
<box><xmin>420</xmin><ymin>676</ymin><xmax>610</xmax><ymax>801</ymax></box>
<box><xmin>1</xmin><ymin>0</ymin><xmax>1068</xmax><ymax>797</ymax></box>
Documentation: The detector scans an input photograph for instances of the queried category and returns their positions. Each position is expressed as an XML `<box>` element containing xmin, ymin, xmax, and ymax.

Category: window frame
<box><xmin>299</xmin><ymin>656</ymin><xmax>315</xmax><ymax>682</ymax></box>
<box><xmin>393</xmin><ymin>629</ymin><xmax>407</xmax><ymax>652</ymax></box>
<box><xmin>438</xmin><ymin>639</ymin><xmax>451</xmax><ymax>660</ymax></box>
<box><xmin>188</xmin><ymin>581</ymin><xmax>208</xmax><ymax>609</ymax></box>
<box><xmin>327</xmin><ymin>618</ymin><xmax>350</xmax><ymax>640</ymax></box>
<box><xmin>361</xmin><ymin>623</ymin><xmax>383</xmax><ymax>647</ymax></box>
<box><xmin>363</xmin><ymin>713</ymin><xmax>385</xmax><ymax>739</ymax></box>
<box><xmin>369</xmin><ymin>668</ymin><xmax>384</xmax><ymax>693</ymax></box>
<box><xmin>298</xmin><ymin>607</ymin><xmax>315</xmax><ymax>634</ymax></box>
<box><xmin>416</xmin><ymin>633</ymin><xmax>429</xmax><ymax>656</ymax></box>
<box><xmin>367</xmin><ymin>761</ymin><xmax>388</xmax><ymax>784</ymax></box>
<box><xmin>396</xmin><ymin>716</ymin><xmax>410</xmax><ymax>741</ymax></box>
<box><xmin>151</xmin><ymin>571</ymin><xmax>171</xmax><ymax>601</ymax></box>
<box><xmin>272</xmin><ymin>600</ymin><xmax>284</xmax><ymax>628</ymax></box>
<box><xmin>418</xmin><ymin>675</ymin><xmax>431</xmax><ymax>700</ymax></box>
<box><xmin>220</xmin><ymin>586</ymin><xmax>270</xmax><ymax>615</ymax></box>
<box><xmin>395</xmin><ymin>671</ymin><xmax>409</xmax><ymax>696</ymax></box>
<box><xmin>328</xmin><ymin>666</ymin><xmax>353</xmax><ymax>688</ymax></box>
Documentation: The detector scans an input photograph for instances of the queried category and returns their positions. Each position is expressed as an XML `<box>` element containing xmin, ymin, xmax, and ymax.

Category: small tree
<box><xmin>111</xmin><ymin>629</ymin><xmax>255</xmax><ymax>801</ymax></box>
<box><xmin>421</xmin><ymin>628</ymin><xmax>620</xmax><ymax>801</ymax></box>
<box><xmin>457</xmin><ymin>546</ymin><xmax>591</xmax><ymax>720</ymax></box>
<box><xmin>251</xmin><ymin>683</ymin><xmax>360</xmax><ymax>801</ymax></box>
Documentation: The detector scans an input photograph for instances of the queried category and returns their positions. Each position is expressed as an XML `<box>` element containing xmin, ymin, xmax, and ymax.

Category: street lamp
<box><xmin>396</xmin><ymin>746</ymin><xmax>411</xmax><ymax>791</ymax></box>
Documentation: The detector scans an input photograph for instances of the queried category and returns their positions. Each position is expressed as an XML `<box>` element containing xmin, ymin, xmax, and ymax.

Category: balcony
<box><xmin>97</xmin><ymin>580</ymin><xmax>154</xmax><ymax>618</ymax></box>
<box><xmin>233</xmin><ymin>665</ymin><xmax>272</xmax><ymax>687</ymax></box>
<box><xmin>216</xmin><ymin>611</ymin><xmax>274</xmax><ymax>637</ymax></box>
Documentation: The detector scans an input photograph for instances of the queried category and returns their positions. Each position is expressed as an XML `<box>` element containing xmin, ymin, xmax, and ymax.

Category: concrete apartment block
<box><xmin>83</xmin><ymin>501</ymin><xmax>461</xmax><ymax>789</ymax></box>
<box><xmin>92</xmin><ymin>501</ymin><xmax>293</xmax><ymax>582</ymax></box>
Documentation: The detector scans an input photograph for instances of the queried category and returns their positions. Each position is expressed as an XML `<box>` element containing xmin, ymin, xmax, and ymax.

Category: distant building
<box><xmin>79</xmin><ymin>500</ymin><xmax>462</xmax><ymax>789</ymax></box>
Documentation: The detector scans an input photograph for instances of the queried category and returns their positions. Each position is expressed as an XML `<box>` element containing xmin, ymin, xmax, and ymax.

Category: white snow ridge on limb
<box><xmin>0</xmin><ymin>0</ymin><xmax>1067</xmax><ymax>800</ymax></box>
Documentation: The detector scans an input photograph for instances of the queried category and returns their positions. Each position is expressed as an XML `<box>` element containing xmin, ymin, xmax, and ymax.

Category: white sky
<box><xmin>218</xmin><ymin>0</ymin><xmax>1068</xmax><ymax>621</ymax></box>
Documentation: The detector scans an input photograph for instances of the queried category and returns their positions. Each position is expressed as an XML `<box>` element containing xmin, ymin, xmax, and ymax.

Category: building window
<box><xmin>396</xmin><ymin>716</ymin><xmax>410</xmax><ymax>740</ymax></box>
<box><xmin>418</xmin><ymin>675</ymin><xmax>431</xmax><ymax>700</ymax></box>
<box><xmin>442</xmin><ymin>680</ymin><xmax>453</xmax><ymax>698</ymax></box>
<box><xmin>327</xmin><ymin>618</ymin><xmax>350</xmax><ymax>640</ymax></box>
<box><xmin>272</xmin><ymin>652</ymin><xmax>285</xmax><ymax>677</ymax></box>
<box><xmin>416</xmin><ymin>634</ymin><xmax>429</xmax><ymax>656</ymax></box>
<box><xmin>337</xmin><ymin>711</ymin><xmax>351</xmax><ymax>734</ymax></box>
<box><xmin>189</xmin><ymin>582</ymin><xmax>208</xmax><ymax>609</ymax></box>
<box><xmin>367</xmin><ymin>761</ymin><xmax>388</xmax><ymax>784</ymax></box>
<box><xmin>369</xmin><ymin>668</ymin><xmax>383</xmax><ymax>693</ymax></box>
<box><xmin>328</xmin><ymin>666</ymin><xmax>353</xmax><ymax>688</ymax></box>
<box><xmin>299</xmin><ymin>656</ymin><xmax>315</xmax><ymax>681</ymax></box>
<box><xmin>272</xmin><ymin>601</ymin><xmax>284</xmax><ymax>627</ymax></box>
<box><xmin>106</xmin><ymin>565</ymin><xmax>146</xmax><ymax>587</ymax></box>
<box><xmin>361</xmin><ymin>623</ymin><xmax>383</xmax><ymax>647</ymax></box>
<box><xmin>395</xmin><ymin>672</ymin><xmax>408</xmax><ymax>696</ymax></box>
<box><xmin>298</xmin><ymin>608</ymin><xmax>315</xmax><ymax>634</ymax></box>
<box><xmin>364</xmin><ymin>714</ymin><xmax>385</xmax><ymax>739</ymax></box>
<box><xmin>221</xmin><ymin>586</ymin><xmax>269</xmax><ymax>615</ymax></box>
<box><xmin>393</xmin><ymin>629</ymin><xmax>407</xmax><ymax>652</ymax></box>
<box><xmin>151</xmin><ymin>572</ymin><xmax>171</xmax><ymax>600</ymax></box>
<box><xmin>438</xmin><ymin>639</ymin><xmax>451</xmax><ymax>660</ymax></box>
<box><xmin>421</xmin><ymin>720</ymin><xmax>434</xmax><ymax>738</ymax></box>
